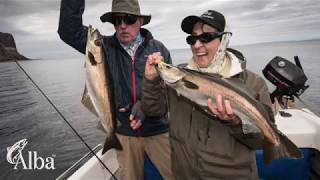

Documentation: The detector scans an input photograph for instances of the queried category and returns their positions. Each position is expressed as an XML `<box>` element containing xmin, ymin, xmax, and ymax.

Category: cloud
<box><xmin>0</xmin><ymin>0</ymin><xmax>103</xmax><ymax>17</ymax></box>
<box><xmin>228</xmin><ymin>0</ymin><xmax>320</xmax><ymax>44</ymax></box>
<box><xmin>0</xmin><ymin>0</ymin><xmax>319</xmax><ymax>59</ymax></box>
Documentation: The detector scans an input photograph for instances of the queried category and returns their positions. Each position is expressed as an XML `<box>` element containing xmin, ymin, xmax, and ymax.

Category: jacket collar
<box><xmin>224</xmin><ymin>50</ymin><xmax>244</xmax><ymax>77</ymax></box>
<box><xmin>186</xmin><ymin>49</ymin><xmax>245</xmax><ymax>78</ymax></box>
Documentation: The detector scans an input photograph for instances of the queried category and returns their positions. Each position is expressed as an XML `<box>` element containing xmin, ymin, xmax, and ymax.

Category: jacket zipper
<box><xmin>131</xmin><ymin>52</ymin><xmax>141</xmax><ymax>136</ymax></box>
<box><xmin>131</xmin><ymin>58</ymin><xmax>137</xmax><ymax>104</ymax></box>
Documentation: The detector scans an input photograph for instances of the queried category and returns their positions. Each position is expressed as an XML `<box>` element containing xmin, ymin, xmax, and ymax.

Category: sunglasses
<box><xmin>186</xmin><ymin>32</ymin><xmax>231</xmax><ymax>45</ymax></box>
<box><xmin>113</xmin><ymin>14</ymin><xmax>138</xmax><ymax>25</ymax></box>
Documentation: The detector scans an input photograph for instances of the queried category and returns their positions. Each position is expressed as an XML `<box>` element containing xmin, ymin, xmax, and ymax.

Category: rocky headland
<box><xmin>0</xmin><ymin>32</ymin><xmax>29</xmax><ymax>61</ymax></box>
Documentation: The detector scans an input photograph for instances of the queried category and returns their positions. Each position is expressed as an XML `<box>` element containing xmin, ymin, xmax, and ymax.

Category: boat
<box><xmin>56</xmin><ymin>56</ymin><xmax>320</xmax><ymax>180</ymax></box>
<box><xmin>55</xmin><ymin>107</ymin><xmax>320</xmax><ymax>180</ymax></box>
<box><xmin>56</xmin><ymin>145</ymin><xmax>119</xmax><ymax>180</ymax></box>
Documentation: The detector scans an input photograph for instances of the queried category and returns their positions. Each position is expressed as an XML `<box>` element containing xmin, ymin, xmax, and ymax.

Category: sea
<box><xmin>0</xmin><ymin>40</ymin><xmax>319</xmax><ymax>179</ymax></box>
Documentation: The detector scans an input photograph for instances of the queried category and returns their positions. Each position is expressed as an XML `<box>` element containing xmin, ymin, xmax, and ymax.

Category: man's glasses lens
<box><xmin>114</xmin><ymin>15</ymin><xmax>138</xmax><ymax>25</ymax></box>
<box><xmin>186</xmin><ymin>32</ymin><xmax>230</xmax><ymax>45</ymax></box>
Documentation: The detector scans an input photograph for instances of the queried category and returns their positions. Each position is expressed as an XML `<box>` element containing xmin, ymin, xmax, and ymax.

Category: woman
<box><xmin>142</xmin><ymin>10</ymin><xmax>273</xmax><ymax>180</ymax></box>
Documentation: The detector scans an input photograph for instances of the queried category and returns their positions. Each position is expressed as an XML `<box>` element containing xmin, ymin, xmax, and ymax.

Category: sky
<box><xmin>0</xmin><ymin>0</ymin><xmax>320</xmax><ymax>59</ymax></box>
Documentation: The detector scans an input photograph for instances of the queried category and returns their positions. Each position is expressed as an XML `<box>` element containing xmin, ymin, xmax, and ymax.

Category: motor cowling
<box><xmin>262</xmin><ymin>56</ymin><xmax>309</xmax><ymax>102</ymax></box>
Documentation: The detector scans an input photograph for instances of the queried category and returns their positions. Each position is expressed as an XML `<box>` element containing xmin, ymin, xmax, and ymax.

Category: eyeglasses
<box><xmin>113</xmin><ymin>14</ymin><xmax>138</xmax><ymax>25</ymax></box>
<box><xmin>186</xmin><ymin>32</ymin><xmax>231</xmax><ymax>45</ymax></box>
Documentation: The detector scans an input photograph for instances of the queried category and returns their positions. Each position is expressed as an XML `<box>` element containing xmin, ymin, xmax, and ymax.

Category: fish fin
<box><xmin>81</xmin><ymin>85</ymin><xmax>99</xmax><ymax>116</ymax></box>
<box><xmin>102</xmin><ymin>134</ymin><xmax>122</xmax><ymax>154</ymax></box>
<box><xmin>96</xmin><ymin>121</ymin><xmax>107</xmax><ymax>133</ymax></box>
<box><xmin>263</xmin><ymin>133</ymin><xmax>303</xmax><ymax>164</ymax></box>
<box><xmin>182</xmin><ymin>79</ymin><xmax>199</xmax><ymax>89</ymax></box>
<box><xmin>277</xmin><ymin>132</ymin><xmax>303</xmax><ymax>158</ymax></box>
<box><xmin>87</xmin><ymin>52</ymin><xmax>97</xmax><ymax>66</ymax></box>
<box><xmin>234</xmin><ymin>110</ymin><xmax>261</xmax><ymax>134</ymax></box>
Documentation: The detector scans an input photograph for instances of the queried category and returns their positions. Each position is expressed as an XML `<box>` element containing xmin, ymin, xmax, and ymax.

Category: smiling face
<box><xmin>114</xmin><ymin>14</ymin><xmax>144</xmax><ymax>45</ymax></box>
<box><xmin>190</xmin><ymin>22</ymin><xmax>221</xmax><ymax>68</ymax></box>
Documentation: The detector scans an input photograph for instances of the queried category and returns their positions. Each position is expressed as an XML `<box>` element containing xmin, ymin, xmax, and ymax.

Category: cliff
<box><xmin>0</xmin><ymin>32</ymin><xmax>29</xmax><ymax>61</ymax></box>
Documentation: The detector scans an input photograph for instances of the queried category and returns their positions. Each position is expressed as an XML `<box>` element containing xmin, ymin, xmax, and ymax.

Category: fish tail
<box><xmin>263</xmin><ymin>133</ymin><xmax>303</xmax><ymax>164</ymax></box>
<box><xmin>102</xmin><ymin>133</ymin><xmax>122</xmax><ymax>154</ymax></box>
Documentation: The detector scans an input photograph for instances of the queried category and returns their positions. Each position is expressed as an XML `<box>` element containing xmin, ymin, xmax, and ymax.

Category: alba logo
<box><xmin>6</xmin><ymin>139</ymin><xmax>56</xmax><ymax>170</ymax></box>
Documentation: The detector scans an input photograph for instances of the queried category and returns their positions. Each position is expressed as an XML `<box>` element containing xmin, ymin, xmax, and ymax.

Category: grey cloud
<box><xmin>0</xmin><ymin>0</ymin><xmax>105</xmax><ymax>18</ymax></box>
<box><xmin>229</xmin><ymin>0</ymin><xmax>320</xmax><ymax>22</ymax></box>
<box><xmin>1</xmin><ymin>0</ymin><xmax>320</xmax><ymax>57</ymax></box>
<box><xmin>0</xmin><ymin>18</ymin><xmax>31</xmax><ymax>36</ymax></box>
<box><xmin>0</xmin><ymin>0</ymin><xmax>58</xmax><ymax>18</ymax></box>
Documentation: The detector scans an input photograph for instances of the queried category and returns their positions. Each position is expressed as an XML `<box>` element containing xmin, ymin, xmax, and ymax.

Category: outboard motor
<box><xmin>262</xmin><ymin>56</ymin><xmax>309</xmax><ymax>108</ymax></box>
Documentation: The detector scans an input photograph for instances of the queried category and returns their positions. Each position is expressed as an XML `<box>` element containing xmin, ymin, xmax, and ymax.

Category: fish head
<box><xmin>88</xmin><ymin>26</ymin><xmax>100</xmax><ymax>42</ymax></box>
<box><xmin>86</xmin><ymin>26</ymin><xmax>104</xmax><ymax>65</ymax></box>
<box><xmin>88</xmin><ymin>26</ymin><xmax>104</xmax><ymax>48</ymax></box>
<box><xmin>156</xmin><ymin>62</ymin><xmax>186</xmax><ymax>84</ymax></box>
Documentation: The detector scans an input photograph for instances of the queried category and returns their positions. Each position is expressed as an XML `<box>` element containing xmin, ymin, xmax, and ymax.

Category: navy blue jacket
<box><xmin>58</xmin><ymin>0</ymin><xmax>172</xmax><ymax>136</ymax></box>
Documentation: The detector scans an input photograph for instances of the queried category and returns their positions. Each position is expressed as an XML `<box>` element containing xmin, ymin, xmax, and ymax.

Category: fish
<box><xmin>156</xmin><ymin>62</ymin><xmax>302</xmax><ymax>164</ymax></box>
<box><xmin>81</xmin><ymin>26</ymin><xmax>122</xmax><ymax>154</ymax></box>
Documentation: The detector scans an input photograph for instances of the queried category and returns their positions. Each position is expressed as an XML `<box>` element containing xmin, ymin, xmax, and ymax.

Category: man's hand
<box><xmin>129</xmin><ymin>101</ymin><xmax>145</xmax><ymax>130</ymax></box>
<box><xmin>207</xmin><ymin>95</ymin><xmax>241</xmax><ymax>126</ymax></box>
<box><xmin>145</xmin><ymin>52</ymin><xmax>163</xmax><ymax>80</ymax></box>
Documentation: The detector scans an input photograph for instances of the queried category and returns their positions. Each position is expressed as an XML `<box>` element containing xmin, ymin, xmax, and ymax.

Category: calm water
<box><xmin>0</xmin><ymin>40</ymin><xmax>319</xmax><ymax>179</ymax></box>
<box><xmin>0</xmin><ymin>59</ymin><xmax>105</xmax><ymax>179</ymax></box>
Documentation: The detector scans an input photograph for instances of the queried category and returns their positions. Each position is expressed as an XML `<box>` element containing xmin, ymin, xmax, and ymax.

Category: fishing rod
<box><xmin>14</xmin><ymin>60</ymin><xmax>118</xmax><ymax>180</ymax></box>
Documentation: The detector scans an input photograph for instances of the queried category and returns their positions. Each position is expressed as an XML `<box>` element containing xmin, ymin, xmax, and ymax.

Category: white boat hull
<box><xmin>276</xmin><ymin>108</ymin><xmax>320</xmax><ymax>151</ymax></box>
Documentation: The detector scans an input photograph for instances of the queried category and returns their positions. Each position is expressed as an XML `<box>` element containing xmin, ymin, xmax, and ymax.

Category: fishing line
<box><xmin>14</xmin><ymin>60</ymin><xmax>118</xmax><ymax>180</ymax></box>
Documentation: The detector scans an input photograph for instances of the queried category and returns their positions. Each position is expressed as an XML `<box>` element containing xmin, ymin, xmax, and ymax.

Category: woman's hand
<box><xmin>207</xmin><ymin>95</ymin><xmax>241</xmax><ymax>126</ymax></box>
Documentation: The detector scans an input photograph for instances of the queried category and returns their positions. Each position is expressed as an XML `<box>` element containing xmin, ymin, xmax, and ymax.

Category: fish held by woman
<box><xmin>156</xmin><ymin>62</ymin><xmax>302</xmax><ymax>164</ymax></box>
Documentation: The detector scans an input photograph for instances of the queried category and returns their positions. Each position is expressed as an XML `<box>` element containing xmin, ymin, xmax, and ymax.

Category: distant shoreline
<box><xmin>0</xmin><ymin>32</ymin><xmax>31</xmax><ymax>62</ymax></box>
<box><xmin>170</xmin><ymin>38</ymin><xmax>320</xmax><ymax>51</ymax></box>
<box><xmin>233</xmin><ymin>38</ymin><xmax>320</xmax><ymax>48</ymax></box>
<box><xmin>0</xmin><ymin>59</ymin><xmax>32</xmax><ymax>63</ymax></box>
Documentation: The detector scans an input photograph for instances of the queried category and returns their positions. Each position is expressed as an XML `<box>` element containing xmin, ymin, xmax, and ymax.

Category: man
<box><xmin>58</xmin><ymin>0</ymin><xmax>172</xmax><ymax>179</ymax></box>
<box><xmin>143</xmin><ymin>10</ymin><xmax>274</xmax><ymax>179</ymax></box>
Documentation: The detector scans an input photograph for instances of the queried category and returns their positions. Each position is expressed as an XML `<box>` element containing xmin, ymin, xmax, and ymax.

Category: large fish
<box><xmin>156</xmin><ymin>62</ymin><xmax>302</xmax><ymax>164</ymax></box>
<box><xmin>81</xmin><ymin>26</ymin><xmax>122</xmax><ymax>154</ymax></box>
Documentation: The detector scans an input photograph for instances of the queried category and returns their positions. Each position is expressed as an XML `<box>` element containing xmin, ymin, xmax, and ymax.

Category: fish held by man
<box><xmin>81</xmin><ymin>26</ymin><xmax>122</xmax><ymax>154</ymax></box>
<box><xmin>156</xmin><ymin>62</ymin><xmax>302</xmax><ymax>164</ymax></box>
